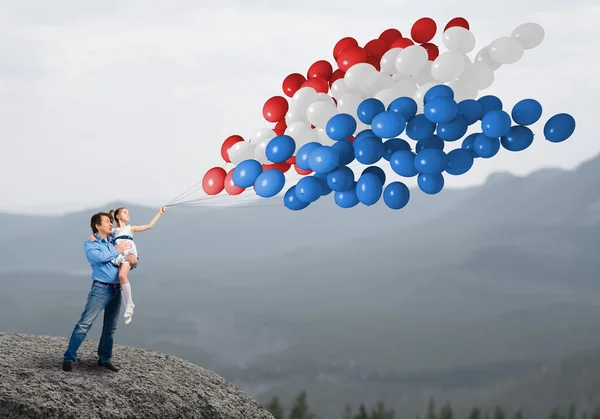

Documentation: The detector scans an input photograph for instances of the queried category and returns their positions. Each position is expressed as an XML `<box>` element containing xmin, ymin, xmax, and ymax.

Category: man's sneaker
<box><xmin>98</xmin><ymin>360</ymin><xmax>119</xmax><ymax>372</ymax></box>
<box><xmin>62</xmin><ymin>361</ymin><xmax>72</xmax><ymax>372</ymax></box>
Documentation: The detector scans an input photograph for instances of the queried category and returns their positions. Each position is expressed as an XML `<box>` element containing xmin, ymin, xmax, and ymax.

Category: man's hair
<box><xmin>90</xmin><ymin>212</ymin><xmax>110</xmax><ymax>234</ymax></box>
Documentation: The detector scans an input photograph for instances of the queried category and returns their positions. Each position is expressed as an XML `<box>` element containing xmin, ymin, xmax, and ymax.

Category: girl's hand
<box><xmin>159</xmin><ymin>206</ymin><xmax>166</xmax><ymax>214</ymax></box>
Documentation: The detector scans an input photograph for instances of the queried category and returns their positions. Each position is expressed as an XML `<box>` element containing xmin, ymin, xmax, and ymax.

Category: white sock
<box><xmin>121</xmin><ymin>283</ymin><xmax>134</xmax><ymax>309</ymax></box>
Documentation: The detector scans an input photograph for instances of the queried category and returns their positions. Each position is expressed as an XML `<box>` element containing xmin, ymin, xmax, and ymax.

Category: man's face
<box><xmin>96</xmin><ymin>215</ymin><xmax>113</xmax><ymax>236</ymax></box>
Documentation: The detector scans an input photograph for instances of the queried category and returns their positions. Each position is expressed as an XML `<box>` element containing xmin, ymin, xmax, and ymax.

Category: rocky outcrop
<box><xmin>0</xmin><ymin>332</ymin><xmax>274</xmax><ymax>419</ymax></box>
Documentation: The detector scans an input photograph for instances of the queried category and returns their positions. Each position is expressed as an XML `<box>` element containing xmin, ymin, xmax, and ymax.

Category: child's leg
<box><xmin>118</xmin><ymin>263</ymin><xmax>134</xmax><ymax>316</ymax></box>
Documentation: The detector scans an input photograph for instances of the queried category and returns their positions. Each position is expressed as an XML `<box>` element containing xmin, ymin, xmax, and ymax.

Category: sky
<box><xmin>0</xmin><ymin>0</ymin><xmax>598</xmax><ymax>214</ymax></box>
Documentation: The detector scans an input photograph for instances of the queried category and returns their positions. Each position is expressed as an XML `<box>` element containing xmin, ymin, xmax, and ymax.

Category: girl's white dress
<box><xmin>110</xmin><ymin>224</ymin><xmax>137</xmax><ymax>266</ymax></box>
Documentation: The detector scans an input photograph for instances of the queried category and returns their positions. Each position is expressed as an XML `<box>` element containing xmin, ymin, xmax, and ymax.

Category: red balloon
<box><xmin>390</xmin><ymin>38</ymin><xmax>415</xmax><ymax>49</ymax></box>
<box><xmin>282</xmin><ymin>73</ymin><xmax>306</xmax><ymax>97</ymax></box>
<box><xmin>444</xmin><ymin>17</ymin><xmax>470</xmax><ymax>32</ymax></box>
<box><xmin>263</xmin><ymin>162</ymin><xmax>291</xmax><ymax>173</ymax></box>
<box><xmin>202</xmin><ymin>167</ymin><xmax>227</xmax><ymax>195</ymax></box>
<box><xmin>329</xmin><ymin>69</ymin><xmax>345</xmax><ymax>86</ymax></box>
<box><xmin>366</xmin><ymin>55</ymin><xmax>381</xmax><ymax>71</ymax></box>
<box><xmin>274</xmin><ymin>119</ymin><xmax>287</xmax><ymax>136</ymax></box>
<box><xmin>364</xmin><ymin>39</ymin><xmax>388</xmax><ymax>60</ymax></box>
<box><xmin>333</xmin><ymin>37</ymin><xmax>359</xmax><ymax>60</ymax></box>
<box><xmin>224</xmin><ymin>169</ymin><xmax>244</xmax><ymax>195</ymax></box>
<box><xmin>220</xmin><ymin>135</ymin><xmax>244</xmax><ymax>163</ymax></box>
<box><xmin>336</xmin><ymin>46</ymin><xmax>367</xmax><ymax>72</ymax></box>
<box><xmin>286</xmin><ymin>156</ymin><xmax>296</xmax><ymax>165</ymax></box>
<box><xmin>411</xmin><ymin>17</ymin><xmax>437</xmax><ymax>44</ymax></box>
<box><xmin>302</xmin><ymin>77</ymin><xmax>329</xmax><ymax>93</ymax></box>
<box><xmin>263</xmin><ymin>96</ymin><xmax>289</xmax><ymax>122</ymax></box>
<box><xmin>379</xmin><ymin>28</ymin><xmax>402</xmax><ymax>47</ymax></box>
<box><xmin>421</xmin><ymin>42</ymin><xmax>440</xmax><ymax>61</ymax></box>
<box><xmin>308</xmin><ymin>60</ymin><xmax>333</xmax><ymax>80</ymax></box>
<box><xmin>294</xmin><ymin>165</ymin><xmax>312</xmax><ymax>175</ymax></box>
<box><xmin>348</xmin><ymin>135</ymin><xmax>355</xmax><ymax>142</ymax></box>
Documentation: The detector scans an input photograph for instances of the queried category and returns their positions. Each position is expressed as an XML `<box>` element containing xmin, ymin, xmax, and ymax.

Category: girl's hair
<box><xmin>108</xmin><ymin>207</ymin><xmax>126</xmax><ymax>227</ymax></box>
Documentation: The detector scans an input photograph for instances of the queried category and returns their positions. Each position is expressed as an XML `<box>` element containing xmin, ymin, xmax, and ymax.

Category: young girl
<box><xmin>90</xmin><ymin>205</ymin><xmax>166</xmax><ymax>324</ymax></box>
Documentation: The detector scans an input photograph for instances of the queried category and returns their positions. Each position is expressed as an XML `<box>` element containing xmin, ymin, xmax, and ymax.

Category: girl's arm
<box><xmin>131</xmin><ymin>206</ymin><xmax>166</xmax><ymax>233</ymax></box>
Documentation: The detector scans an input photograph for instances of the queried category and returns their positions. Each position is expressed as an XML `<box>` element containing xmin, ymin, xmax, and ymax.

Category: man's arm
<box><xmin>84</xmin><ymin>241</ymin><xmax>127</xmax><ymax>263</ymax></box>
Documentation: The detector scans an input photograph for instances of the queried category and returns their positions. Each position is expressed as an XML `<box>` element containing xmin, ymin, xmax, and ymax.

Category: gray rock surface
<box><xmin>0</xmin><ymin>332</ymin><xmax>274</xmax><ymax>419</ymax></box>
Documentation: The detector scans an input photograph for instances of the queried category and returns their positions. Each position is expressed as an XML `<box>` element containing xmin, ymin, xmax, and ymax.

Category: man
<box><xmin>62</xmin><ymin>212</ymin><xmax>138</xmax><ymax>372</ymax></box>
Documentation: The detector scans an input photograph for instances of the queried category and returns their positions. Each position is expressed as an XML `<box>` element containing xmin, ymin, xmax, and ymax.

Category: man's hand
<box><xmin>115</xmin><ymin>241</ymin><xmax>132</xmax><ymax>254</ymax></box>
<box><xmin>125</xmin><ymin>254</ymin><xmax>138</xmax><ymax>265</ymax></box>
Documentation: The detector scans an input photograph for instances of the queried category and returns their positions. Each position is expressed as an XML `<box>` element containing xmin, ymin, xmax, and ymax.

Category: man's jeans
<box><xmin>63</xmin><ymin>281</ymin><xmax>122</xmax><ymax>364</ymax></box>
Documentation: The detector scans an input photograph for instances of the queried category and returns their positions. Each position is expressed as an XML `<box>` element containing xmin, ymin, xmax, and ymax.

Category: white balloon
<box><xmin>314</xmin><ymin>92</ymin><xmax>336</xmax><ymax>106</ymax></box>
<box><xmin>448</xmin><ymin>79</ymin><xmax>477</xmax><ymax>102</ymax></box>
<box><xmin>395</xmin><ymin>45</ymin><xmax>428</xmax><ymax>76</ymax></box>
<box><xmin>285</xmin><ymin>108</ymin><xmax>307</xmax><ymax>125</ymax></box>
<box><xmin>228</xmin><ymin>141</ymin><xmax>256</xmax><ymax>165</ymax></box>
<box><xmin>488</xmin><ymin>37</ymin><xmax>524</xmax><ymax>64</ymax></box>
<box><xmin>431</xmin><ymin>51</ymin><xmax>466</xmax><ymax>82</ymax></box>
<box><xmin>391</xmin><ymin>79</ymin><xmax>419</xmax><ymax>98</ymax></box>
<box><xmin>511</xmin><ymin>22</ymin><xmax>545</xmax><ymax>49</ymax></box>
<box><xmin>459</xmin><ymin>63</ymin><xmax>495</xmax><ymax>90</ymax></box>
<box><xmin>316</xmin><ymin>127</ymin><xmax>335</xmax><ymax>145</ymax></box>
<box><xmin>250</xmin><ymin>128</ymin><xmax>276</xmax><ymax>143</ymax></box>
<box><xmin>345</xmin><ymin>63</ymin><xmax>379</xmax><ymax>92</ymax></box>
<box><xmin>291</xmin><ymin>87</ymin><xmax>319</xmax><ymax>110</ymax></box>
<box><xmin>380</xmin><ymin>48</ymin><xmax>402</xmax><ymax>74</ymax></box>
<box><xmin>253</xmin><ymin>137</ymin><xmax>271</xmax><ymax>163</ymax></box>
<box><xmin>364</xmin><ymin>73</ymin><xmax>395</xmax><ymax>96</ymax></box>
<box><xmin>474</xmin><ymin>46</ymin><xmax>501</xmax><ymax>71</ymax></box>
<box><xmin>411</xmin><ymin>61</ymin><xmax>434</xmax><ymax>86</ymax></box>
<box><xmin>413</xmin><ymin>82</ymin><xmax>436</xmax><ymax>111</ymax></box>
<box><xmin>336</xmin><ymin>93</ymin><xmax>362</xmax><ymax>119</ymax></box>
<box><xmin>285</xmin><ymin>121</ymin><xmax>317</xmax><ymax>150</ymax></box>
<box><xmin>442</xmin><ymin>27</ymin><xmax>476</xmax><ymax>54</ymax></box>
<box><xmin>306</xmin><ymin>101</ymin><xmax>337</xmax><ymax>129</ymax></box>
<box><xmin>330</xmin><ymin>79</ymin><xmax>350</xmax><ymax>100</ymax></box>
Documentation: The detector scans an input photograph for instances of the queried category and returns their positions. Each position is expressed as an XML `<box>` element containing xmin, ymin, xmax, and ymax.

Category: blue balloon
<box><xmin>284</xmin><ymin>186</ymin><xmax>309</xmax><ymax>211</ymax></box>
<box><xmin>458</xmin><ymin>99</ymin><xmax>483</xmax><ymax>125</ymax></box>
<box><xmin>357</xmin><ymin>98</ymin><xmax>385</xmax><ymax>124</ymax></box>
<box><xmin>327</xmin><ymin>166</ymin><xmax>354</xmax><ymax>192</ymax></box>
<box><xmin>424</xmin><ymin>97</ymin><xmax>459</xmax><ymax>124</ymax></box>
<box><xmin>383</xmin><ymin>138</ymin><xmax>411</xmax><ymax>161</ymax></box>
<box><xmin>231</xmin><ymin>159</ymin><xmax>263</xmax><ymax>188</ymax></box>
<box><xmin>414</xmin><ymin>149</ymin><xmax>449</xmax><ymax>175</ymax></box>
<box><xmin>445</xmin><ymin>149</ymin><xmax>474</xmax><ymax>176</ymax></box>
<box><xmin>481</xmin><ymin>110</ymin><xmax>512</xmax><ymax>138</ymax></box>
<box><xmin>544</xmin><ymin>113</ymin><xmax>576</xmax><ymax>143</ymax></box>
<box><xmin>383</xmin><ymin>182</ymin><xmax>410</xmax><ymax>210</ymax></box>
<box><xmin>334</xmin><ymin>184</ymin><xmax>359</xmax><ymax>208</ymax></box>
<box><xmin>308</xmin><ymin>145</ymin><xmax>340</xmax><ymax>173</ymax></box>
<box><xmin>354</xmin><ymin>137</ymin><xmax>384</xmax><ymax>164</ymax></box>
<box><xmin>511</xmin><ymin>99</ymin><xmax>542</xmax><ymax>126</ymax></box>
<box><xmin>326</xmin><ymin>113</ymin><xmax>357</xmax><ymax>141</ymax></box>
<box><xmin>362</xmin><ymin>165</ymin><xmax>386</xmax><ymax>185</ymax></box>
<box><xmin>265</xmin><ymin>135</ymin><xmax>296</xmax><ymax>163</ymax></box>
<box><xmin>354</xmin><ymin>129</ymin><xmax>380</xmax><ymax>146</ymax></box>
<box><xmin>388</xmin><ymin>97</ymin><xmax>418</xmax><ymax>120</ymax></box>
<box><xmin>332</xmin><ymin>139</ymin><xmax>355</xmax><ymax>166</ymax></box>
<box><xmin>406</xmin><ymin>114</ymin><xmax>436</xmax><ymax>140</ymax></box>
<box><xmin>418</xmin><ymin>173</ymin><xmax>444</xmax><ymax>195</ymax></box>
<box><xmin>312</xmin><ymin>172</ymin><xmax>332</xmax><ymax>196</ymax></box>
<box><xmin>371</xmin><ymin>111</ymin><xmax>406</xmax><ymax>138</ymax></box>
<box><xmin>356</xmin><ymin>173</ymin><xmax>383</xmax><ymax>206</ymax></box>
<box><xmin>416</xmin><ymin>135</ymin><xmax>444</xmax><ymax>152</ymax></box>
<box><xmin>296</xmin><ymin>142</ymin><xmax>322</xmax><ymax>170</ymax></box>
<box><xmin>473</xmin><ymin>134</ymin><xmax>500</xmax><ymax>158</ymax></box>
<box><xmin>461</xmin><ymin>133</ymin><xmax>479</xmax><ymax>157</ymax></box>
<box><xmin>254</xmin><ymin>168</ymin><xmax>285</xmax><ymax>197</ymax></box>
<box><xmin>437</xmin><ymin>115</ymin><xmax>468</xmax><ymax>142</ymax></box>
<box><xmin>295</xmin><ymin>176</ymin><xmax>322</xmax><ymax>203</ymax></box>
<box><xmin>424</xmin><ymin>84</ymin><xmax>454</xmax><ymax>104</ymax></box>
<box><xmin>501</xmin><ymin>125</ymin><xmax>534</xmax><ymax>152</ymax></box>
<box><xmin>477</xmin><ymin>95</ymin><xmax>503</xmax><ymax>117</ymax></box>
<box><xmin>390</xmin><ymin>150</ymin><xmax>418</xmax><ymax>177</ymax></box>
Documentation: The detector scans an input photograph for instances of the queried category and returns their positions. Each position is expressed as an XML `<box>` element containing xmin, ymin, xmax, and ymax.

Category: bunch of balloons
<box><xmin>200</xmin><ymin>17</ymin><xmax>576</xmax><ymax>210</ymax></box>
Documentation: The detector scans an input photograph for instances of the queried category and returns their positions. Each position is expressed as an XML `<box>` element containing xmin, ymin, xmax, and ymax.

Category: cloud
<box><xmin>0</xmin><ymin>0</ymin><xmax>597</xmax><ymax>213</ymax></box>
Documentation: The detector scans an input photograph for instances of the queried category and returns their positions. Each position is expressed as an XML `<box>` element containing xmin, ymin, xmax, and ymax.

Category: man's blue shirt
<box><xmin>84</xmin><ymin>234</ymin><xmax>134</xmax><ymax>284</ymax></box>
